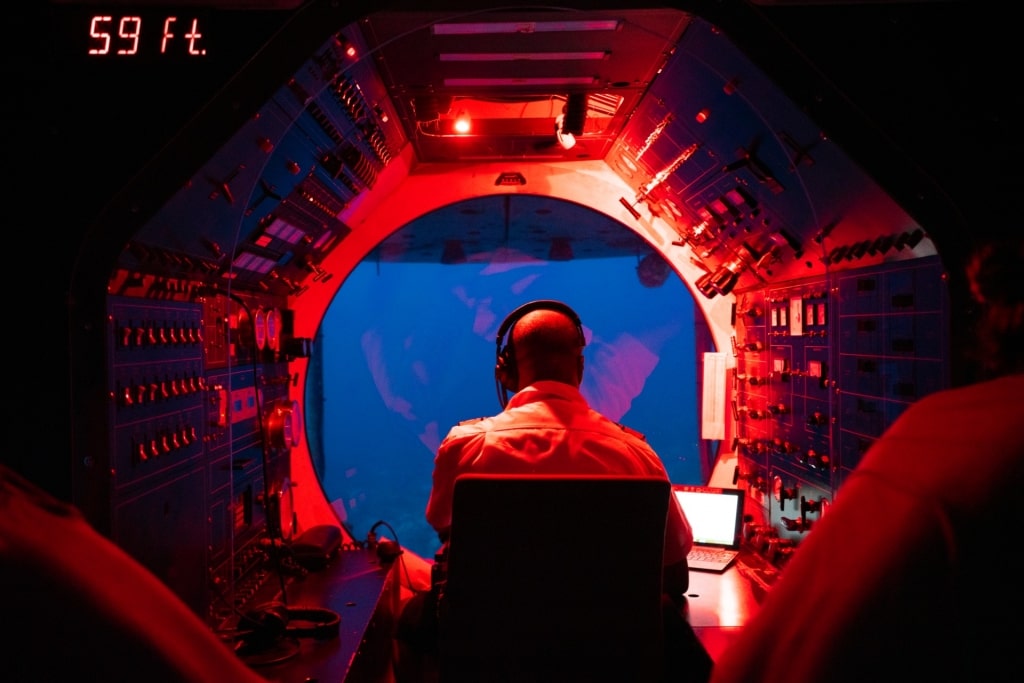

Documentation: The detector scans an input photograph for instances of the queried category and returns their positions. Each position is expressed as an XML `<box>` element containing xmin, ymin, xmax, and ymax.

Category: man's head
<box><xmin>965</xmin><ymin>236</ymin><xmax>1024</xmax><ymax>376</ymax></box>
<box><xmin>494</xmin><ymin>300</ymin><xmax>586</xmax><ymax>406</ymax></box>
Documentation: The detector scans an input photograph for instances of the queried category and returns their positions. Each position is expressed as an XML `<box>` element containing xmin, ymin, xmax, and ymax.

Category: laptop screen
<box><xmin>673</xmin><ymin>485</ymin><xmax>744</xmax><ymax>548</ymax></box>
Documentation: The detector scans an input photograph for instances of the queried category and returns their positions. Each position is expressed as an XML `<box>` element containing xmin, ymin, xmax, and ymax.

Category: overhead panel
<box><xmin>359</xmin><ymin>9</ymin><xmax>693</xmax><ymax>161</ymax></box>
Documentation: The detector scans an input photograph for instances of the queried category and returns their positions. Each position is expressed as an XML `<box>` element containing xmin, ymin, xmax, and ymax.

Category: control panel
<box><xmin>93</xmin><ymin>278</ymin><xmax>303</xmax><ymax>625</ymax></box>
<box><xmin>67</xmin><ymin>21</ymin><xmax>400</xmax><ymax>628</ymax></box>
<box><xmin>731</xmin><ymin>255</ymin><xmax>949</xmax><ymax>567</ymax></box>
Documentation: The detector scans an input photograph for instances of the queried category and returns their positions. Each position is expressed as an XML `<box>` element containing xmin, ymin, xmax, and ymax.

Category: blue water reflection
<box><xmin>313</xmin><ymin>253</ymin><xmax>706</xmax><ymax>558</ymax></box>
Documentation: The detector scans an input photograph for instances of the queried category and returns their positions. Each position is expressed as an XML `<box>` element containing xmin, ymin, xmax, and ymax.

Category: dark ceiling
<box><xmin>354</xmin><ymin>2</ymin><xmax>1017</xmax><ymax>269</ymax></box>
<box><xmin>39</xmin><ymin>1</ymin><xmax>1018</xmax><ymax>276</ymax></box>
<box><xmin>359</xmin><ymin>8</ymin><xmax>693</xmax><ymax>163</ymax></box>
<box><xmin>23</xmin><ymin>0</ymin><xmax>1021</xmax><ymax>494</ymax></box>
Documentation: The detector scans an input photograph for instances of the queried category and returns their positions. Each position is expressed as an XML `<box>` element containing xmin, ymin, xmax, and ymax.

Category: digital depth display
<box><xmin>50</xmin><ymin>5</ymin><xmax>291</xmax><ymax>65</ymax></box>
<box><xmin>85</xmin><ymin>13</ymin><xmax>211</xmax><ymax>57</ymax></box>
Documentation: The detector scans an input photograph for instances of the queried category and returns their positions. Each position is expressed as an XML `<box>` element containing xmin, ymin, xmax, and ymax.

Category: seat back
<box><xmin>437</xmin><ymin>474</ymin><xmax>670</xmax><ymax>683</ymax></box>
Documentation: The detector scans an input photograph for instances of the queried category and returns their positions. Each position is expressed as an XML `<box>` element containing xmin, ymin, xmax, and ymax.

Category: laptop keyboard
<box><xmin>687</xmin><ymin>547</ymin><xmax>735</xmax><ymax>564</ymax></box>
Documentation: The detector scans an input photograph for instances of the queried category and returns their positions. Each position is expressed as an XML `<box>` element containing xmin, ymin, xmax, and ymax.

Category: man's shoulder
<box><xmin>615</xmin><ymin>422</ymin><xmax>648</xmax><ymax>442</ymax></box>
<box><xmin>445</xmin><ymin>416</ymin><xmax>494</xmax><ymax>438</ymax></box>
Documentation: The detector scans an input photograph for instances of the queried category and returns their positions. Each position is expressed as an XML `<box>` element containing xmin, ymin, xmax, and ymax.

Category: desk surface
<box><xmin>242</xmin><ymin>547</ymin><xmax>400</xmax><ymax>683</ymax></box>
<box><xmin>238</xmin><ymin>545</ymin><xmax>774</xmax><ymax>679</ymax></box>
<box><xmin>685</xmin><ymin>550</ymin><xmax>778</xmax><ymax>661</ymax></box>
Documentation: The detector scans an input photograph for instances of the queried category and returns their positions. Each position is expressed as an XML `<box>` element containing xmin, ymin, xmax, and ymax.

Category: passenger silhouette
<box><xmin>0</xmin><ymin>463</ymin><xmax>268</xmax><ymax>683</ymax></box>
<box><xmin>709</xmin><ymin>236</ymin><xmax>1024</xmax><ymax>683</ymax></box>
<box><xmin>394</xmin><ymin>299</ymin><xmax>710</xmax><ymax>682</ymax></box>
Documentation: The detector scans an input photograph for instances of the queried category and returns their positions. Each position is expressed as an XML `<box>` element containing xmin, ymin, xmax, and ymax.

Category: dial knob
<box><xmin>265</xmin><ymin>399</ymin><xmax>302</xmax><ymax>449</ymax></box>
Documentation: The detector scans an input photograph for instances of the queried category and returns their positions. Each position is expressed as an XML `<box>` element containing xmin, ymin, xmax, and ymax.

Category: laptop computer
<box><xmin>673</xmin><ymin>484</ymin><xmax>745</xmax><ymax>572</ymax></box>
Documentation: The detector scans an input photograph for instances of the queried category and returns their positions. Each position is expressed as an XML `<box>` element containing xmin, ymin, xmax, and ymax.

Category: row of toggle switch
<box><xmin>769</xmin><ymin>328</ymin><xmax>828</xmax><ymax>338</ymax></box>
<box><xmin>118</xmin><ymin>320</ymin><xmax>204</xmax><ymax>348</ymax></box>
<box><xmin>118</xmin><ymin>373</ymin><xmax>207</xmax><ymax>407</ymax></box>
<box><xmin>735</xmin><ymin>436</ymin><xmax>833</xmax><ymax>472</ymax></box>
<box><xmin>134</xmin><ymin>424</ymin><xmax>199</xmax><ymax>462</ymax></box>
<box><xmin>736</xmin><ymin>403</ymin><xmax>790</xmax><ymax>420</ymax></box>
<box><xmin>743</xmin><ymin>522</ymin><xmax>797</xmax><ymax>567</ymax></box>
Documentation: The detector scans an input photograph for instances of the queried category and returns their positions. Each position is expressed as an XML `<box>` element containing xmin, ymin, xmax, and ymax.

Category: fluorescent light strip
<box><xmin>433</xmin><ymin>20</ymin><xmax>620</xmax><ymax>35</ymax></box>
<box><xmin>265</xmin><ymin>217</ymin><xmax>304</xmax><ymax>244</ymax></box>
<box><xmin>439</xmin><ymin>51</ymin><xmax>608</xmax><ymax>62</ymax></box>
<box><xmin>444</xmin><ymin>76</ymin><xmax>598</xmax><ymax>87</ymax></box>
<box><xmin>231</xmin><ymin>251</ymin><xmax>275</xmax><ymax>274</ymax></box>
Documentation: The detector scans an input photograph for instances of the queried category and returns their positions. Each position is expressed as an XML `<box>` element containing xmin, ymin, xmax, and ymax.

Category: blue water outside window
<box><xmin>308</xmin><ymin>248</ymin><xmax>709</xmax><ymax>559</ymax></box>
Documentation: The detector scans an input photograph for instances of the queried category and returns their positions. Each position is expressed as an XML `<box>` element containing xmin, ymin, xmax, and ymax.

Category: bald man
<box><xmin>426</xmin><ymin>302</ymin><xmax>693</xmax><ymax>594</ymax></box>
<box><xmin>395</xmin><ymin>300</ymin><xmax>706</xmax><ymax>683</ymax></box>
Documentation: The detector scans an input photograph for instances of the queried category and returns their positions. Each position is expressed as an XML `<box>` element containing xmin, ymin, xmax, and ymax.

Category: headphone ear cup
<box><xmin>494</xmin><ymin>299</ymin><xmax>582</xmax><ymax>406</ymax></box>
<box><xmin>495</xmin><ymin>346</ymin><xmax>515</xmax><ymax>393</ymax></box>
<box><xmin>241</xmin><ymin>602</ymin><xmax>289</xmax><ymax>648</ymax></box>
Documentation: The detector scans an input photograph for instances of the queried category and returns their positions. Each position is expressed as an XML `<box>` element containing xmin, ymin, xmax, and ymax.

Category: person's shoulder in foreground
<box><xmin>0</xmin><ymin>463</ymin><xmax>267</xmax><ymax>683</ymax></box>
<box><xmin>709</xmin><ymin>237</ymin><xmax>1024</xmax><ymax>683</ymax></box>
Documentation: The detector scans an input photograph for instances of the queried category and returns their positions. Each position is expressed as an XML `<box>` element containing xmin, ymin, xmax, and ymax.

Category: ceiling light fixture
<box><xmin>443</xmin><ymin>76</ymin><xmax>598</xmax><ymax>87</ymax></box>
<box><xmin>561</xmin><ymin>93</ymin><xmax>588</xmax><ymax>135</ymax></box>
<box><xmin>432</xmin><ymin>20</ymin><xmax>620</xmax><ymax>35</ymax></box>
<box><xmin>439</xmin><ymin>51</ymin><xmax>609</xmax><ymax>62</ymax></box>
<box><xmin>453</xmin><ymin>111</ymin><xmax>471</xmax><ymax>134</ymax></box>
<box><xmin>554</xmin><ymin>113</ymin><xmax>576</xmax><ymax>150</ymax></box>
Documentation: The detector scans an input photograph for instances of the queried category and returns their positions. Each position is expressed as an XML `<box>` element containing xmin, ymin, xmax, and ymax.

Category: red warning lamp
<box><xmin>453</xmin><ymin>112</ymin><xmax>471</xmax><ymax>134</ymax></box>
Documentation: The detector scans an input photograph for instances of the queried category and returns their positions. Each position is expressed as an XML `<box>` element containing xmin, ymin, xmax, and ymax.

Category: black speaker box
<box><xmin>289</xmin><ymin>524</ymin><xmax>342</xmax><ymax>570</ymax></box>
<box><xmin>562</xmin><ymin>93</ymin><xmax>588</xmax><ymax>135</ymax></box>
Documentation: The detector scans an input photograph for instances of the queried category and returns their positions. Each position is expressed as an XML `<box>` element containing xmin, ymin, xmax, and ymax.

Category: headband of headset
<box><xmin>494</xmin><ymin>300</ymin><xmax>585</xmax><ymax>408</ymax></box>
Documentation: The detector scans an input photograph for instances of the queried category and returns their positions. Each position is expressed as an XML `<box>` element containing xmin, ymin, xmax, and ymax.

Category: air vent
<box><xmin>341</xmin><ymin>143</ymin><xmax>377</xmax><ymax>188</ymax></box>
<box><xmin>495</xmin><ymin>172</ymin><xmax>526</xmax><ymax>186</ymax></box>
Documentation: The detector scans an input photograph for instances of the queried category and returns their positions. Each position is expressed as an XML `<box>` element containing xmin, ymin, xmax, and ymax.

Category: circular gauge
<box><xmin>266</xmin><ymin>476</ymin><xmax>296</xmax><ymax>541</ymax></box>
<box><xmin>266</xmin><ymin>308</ymin><xmax>283</xmax><ymax>352</ymax></box>
<box><xmin>283</xmin><ymin>399</ymin><xmax>301</xmax><ymax>448</ymax></box>
<box><xmin>234</xmin><ymin>306</ymin><xmax>252</xmax><ymax>350</ymax></box>
<box><xmin>662</xmin><ymin>198</ymin><xmax>684</xmax><ymax>221</ymax></box>
<box><xmin>265</xmin><ymin>399</ymin><xmax>302</xmax><ymax>449</ymax></box>
<box><xmin>615</xmin><ymin>154</ymin><xmax>638</xmax><ymax>177</ymax></box>
<box><xmin>253</xmin><ymin>308</ymin><xmax>267</xmax><ymax>351</ymax></box>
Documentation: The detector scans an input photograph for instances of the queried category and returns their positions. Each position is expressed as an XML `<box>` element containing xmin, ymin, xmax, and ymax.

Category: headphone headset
<box><xmin>494</xmin><ymin>300</ymin><xmax>586</xmax><ymax>408</ymax></box>
<box><xmin>238</xmin><ymin>601</ymin><xmax>341</xmax><ymax>651</ymax></box>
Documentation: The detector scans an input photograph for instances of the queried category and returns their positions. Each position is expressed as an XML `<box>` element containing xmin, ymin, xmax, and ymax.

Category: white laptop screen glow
<box><xmin>674</xmin><ymin>487</ymin><xmax>742</xmax><ymax>547</ymax></box>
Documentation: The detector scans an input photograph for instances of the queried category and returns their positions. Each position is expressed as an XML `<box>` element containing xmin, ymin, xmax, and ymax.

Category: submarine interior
<box><xmin>18</xmin><ymin>0</ymin><xmax>1019</xmax><ymax>679</ymax></box>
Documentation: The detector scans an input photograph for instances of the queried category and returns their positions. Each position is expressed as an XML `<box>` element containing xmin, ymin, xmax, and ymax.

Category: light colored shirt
<box><xmin>426</xmin><ymin>380</ymin><xmax>693</xmax><ymax>566</ymax></box>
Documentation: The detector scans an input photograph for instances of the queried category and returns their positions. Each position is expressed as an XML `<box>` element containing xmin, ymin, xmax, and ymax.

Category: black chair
<box><xmin>436</xmin><ymin>474</ymin><xmax>671</xmax><ymax>683</ymax></box>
